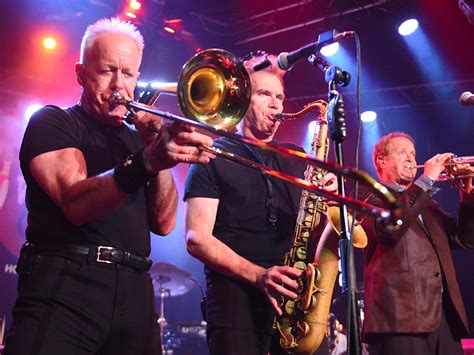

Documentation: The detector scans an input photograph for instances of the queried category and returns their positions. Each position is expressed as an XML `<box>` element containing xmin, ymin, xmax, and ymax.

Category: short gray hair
<box><xmin>79</xmin><ymin>17</ymin><xmax>144</xmax><ymax>64</ymax></box>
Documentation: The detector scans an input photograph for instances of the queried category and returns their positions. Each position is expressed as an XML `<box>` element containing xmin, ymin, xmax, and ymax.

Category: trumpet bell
<box><xmin>178</xmin><ymin>48</ymin><xmax>251</xmax><ymax>131</ymax></box>
<box><xmin>327</xmin><ymin>206</ymin><xmax>368</xmax><ymax>248</ymax></box>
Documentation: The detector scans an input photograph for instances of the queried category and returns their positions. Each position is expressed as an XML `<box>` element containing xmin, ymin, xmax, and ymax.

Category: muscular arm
<box><xmin>29</xmin><ymin>147</ymin><xmax>127</xmax><ymax>226</ymax></box>
<box><xmin>185</xmin><ymin>197</ymin><xmax>301</xmax><ymax>314</ymax></box>
<box><xmin>146</xmin><ymin>170</ymin><xmax>178</xmax><ymax>236</ymax></box>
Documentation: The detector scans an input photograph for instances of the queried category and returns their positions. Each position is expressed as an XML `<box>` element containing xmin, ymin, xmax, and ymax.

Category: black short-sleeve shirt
<box><xmin>19</xmin><ymin>105</ymin><xmax>151</xmax><ymax>256</ymax></box>
<box><xmin>184</xmin><ymin>137</ymin><xmax>307</xmax><ymax>267</ymax></box>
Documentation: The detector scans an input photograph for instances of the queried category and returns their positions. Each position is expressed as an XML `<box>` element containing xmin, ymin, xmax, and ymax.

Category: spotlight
<box><xmin>163</xmin><ymin>26</ymin><xmax>175</xmax><ymax>34</ymax></box>
<box><xmin>398</xmin><ymin>19</ymin><xmax>419</xmax><ymax>36</ymax></box>
<box><xmin>308</xmin><ymin>120</ymin><xmax>318</xmax><ymax>133</ymax></box>
<box><xmin>25</xmin><ymin>104</ymin><xmax>43</xmax><ymax>121</ymax></box>
<box><xmin>124</xmin><ymin>11</ymin><xmax>137</xmax><ymax>19</ymax></box>
<box><xmin>129</xmin><ymin>0</ymin><xmax>141</xmax><ymax>10</ymax></box>
<box><xmin>361</xmin><ymin>111</ymin><xmax>377</xmax><ymax>122</ymax></box>
<box><xmin>320</xmin><ymin>42</ymin><xmax>339</xmax><ymax>57</ymax></box>
<box><xmin>164</xmin><ymin>18</ymin><xmax>183</xmax><ymax>25</ymax></box>
<box><xmin>42</xmin><ymin>37</ymin><xmax>57</xmax><ymax>50</ymax></box>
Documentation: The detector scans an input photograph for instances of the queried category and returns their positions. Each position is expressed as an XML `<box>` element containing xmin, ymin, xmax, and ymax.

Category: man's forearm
<box><xmin>146</xmin><ymin>169</ymin><xmax>178</xmax><ymax>236</ymax></box>
<box><xmin>186</xmin><ymin>230</ymin><xmax>265</xmax><ymax>286</ymax></box>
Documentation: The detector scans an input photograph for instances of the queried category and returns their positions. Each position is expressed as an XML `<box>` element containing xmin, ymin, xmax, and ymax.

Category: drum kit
<box><xmin>150</xmin><ymin>262</ymin><xmax>207</xmax><ymax>355</ymax></box>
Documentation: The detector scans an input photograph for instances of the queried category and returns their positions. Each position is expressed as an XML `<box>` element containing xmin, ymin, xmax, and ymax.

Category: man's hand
<box><xmin>132</xmin><ymin>108</ymin><xmax>163</xmax><ymax>145</ymax></box>
<box><xmin>423</xmin><ymin>152</ymin><xmax>454</xmax><ymax>181</ymax></box>
<box><xmin>143</xmin><ymin>121</ymin><xmax>215</xmax><ymax>173</ymax></box>
<box><xmin>255</xmin><ymin>265</ymin><xmax>302</xmax><ymax>315</ymax></box>
<box><xmin>319</xmin><ymin>172</ymin><xmax>338</xmax><ymax>193</ymax></box>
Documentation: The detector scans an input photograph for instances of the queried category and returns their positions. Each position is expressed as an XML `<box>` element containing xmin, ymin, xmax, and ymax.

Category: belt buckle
<box><xmin>96</xmin><ymin>246</ymin><xmax>114</xmax><ymax>264</ymax></box>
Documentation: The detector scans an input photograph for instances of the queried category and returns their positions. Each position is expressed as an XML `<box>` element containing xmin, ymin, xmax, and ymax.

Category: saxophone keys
<box><xmin>294</xmin><ymin>320</ymin><xmax>310</xmax><ymax>337</ymax></box>
<box><xmin>284</xmin><ymin>299</ymin><xmax>296</xmax><ymax>315</ymax></box>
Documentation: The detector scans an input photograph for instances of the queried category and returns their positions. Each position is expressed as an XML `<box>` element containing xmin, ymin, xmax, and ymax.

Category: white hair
<box><xmin>79</xmin><ymin>17</ymin><xmax>144</xmax><ymax>64</ymax></box>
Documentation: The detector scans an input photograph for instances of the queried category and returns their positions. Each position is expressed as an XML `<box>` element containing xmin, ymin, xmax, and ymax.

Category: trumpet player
<box><xmin>324</xmin><ymin>131</ymin><xmax>474</xmax><ymax>355</ymax></box>
<box><xmin>184</xmin><ymin>53</ymin><xmax>337</xmax><ymax>355</ymax></box>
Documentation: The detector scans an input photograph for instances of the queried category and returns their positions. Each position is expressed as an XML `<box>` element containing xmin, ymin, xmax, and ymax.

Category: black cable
<box><xmin>350</xmin><ymin>33</ymin><xmax>362</xmax><ymax>239</ymax></box>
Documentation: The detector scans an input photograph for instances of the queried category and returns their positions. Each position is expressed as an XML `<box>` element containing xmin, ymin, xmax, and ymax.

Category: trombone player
<box><xmin>321</xmin><ymin>131</ymin><xmax>474</xmax><ymax>355</ymax></box>
<box><xmin>5</xmin><ymin>17</ymin><xmax>214</xmax><ymax>354</ymax></box>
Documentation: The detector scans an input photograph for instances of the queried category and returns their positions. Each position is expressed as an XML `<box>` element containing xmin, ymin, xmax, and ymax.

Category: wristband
<box><xmin>113</xmin><ymin>149</ymin><xmax>156</xmax><ymax>194</ymax></box>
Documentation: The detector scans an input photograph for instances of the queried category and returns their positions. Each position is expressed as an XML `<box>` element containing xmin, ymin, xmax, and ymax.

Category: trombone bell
<box><xmin>178</xmin><ymin>48</ymin><xmax>251</xmax><ymax>131</ymax></box>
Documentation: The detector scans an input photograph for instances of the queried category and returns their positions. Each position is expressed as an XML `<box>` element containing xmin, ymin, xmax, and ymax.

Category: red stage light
<box><xmin>43</xmin><ymin>37</ymin><xmax>57</xmax><ymax>50</ymax></box>
<box><xmin>164</xmin><ymin>18</ymin><xmax>183</xmax><ymax>24</ymax></box>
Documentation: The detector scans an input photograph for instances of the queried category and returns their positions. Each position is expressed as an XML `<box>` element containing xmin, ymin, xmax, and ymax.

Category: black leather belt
<box><xmin>23</xmin><ymin>243</ymin><xmax>152</xmax><ymax>272</ymax></box>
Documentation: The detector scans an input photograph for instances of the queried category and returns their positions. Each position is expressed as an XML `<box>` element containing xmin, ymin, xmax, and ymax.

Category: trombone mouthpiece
<box><xmin>109</xmin><ymin>91</ymin><xmax>124</xmax><ymax>106</ymax></box>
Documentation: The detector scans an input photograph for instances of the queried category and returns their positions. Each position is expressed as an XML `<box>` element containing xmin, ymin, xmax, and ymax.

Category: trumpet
<box><xmin>412</xmin><ymin>156</ymin><xmax>474</xmax><ymax>180</ymax></box>
<box><xmin>411</xmin><ymin>156</ymin><xmax>474</xmax><ymax>192</ymax></box>
<box><xmin>111</xmin><ymin>48</ymin><xmax>399</xmax><ymax>219</ymax></box>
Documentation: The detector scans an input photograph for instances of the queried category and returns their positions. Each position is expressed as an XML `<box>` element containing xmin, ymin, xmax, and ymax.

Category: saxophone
<box><xmin>274</xmin><ymin>100</ymin><xmax>339</xmax><ymax>354</ymax></box>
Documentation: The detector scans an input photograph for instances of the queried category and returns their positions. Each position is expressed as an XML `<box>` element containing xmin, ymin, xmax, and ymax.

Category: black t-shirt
<box><xmin>19</xmin><ymin>104</ymin><xmax>151</xmax><ymax>256</ymax></box>
<box><xmin>184</xmin><ymin>137</ymin><xmax>306</xmax><ymax>267</ymax></box>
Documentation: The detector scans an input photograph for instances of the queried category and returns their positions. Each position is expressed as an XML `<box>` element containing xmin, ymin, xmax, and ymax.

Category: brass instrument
<box><xmin>413</xmin><ymin>156</ymin><xmax>474</xmax><ymax>191</ymax></box>
<box><xmin>111</xmin><ymin>48</ymin><xmax>398</xmax><ymax>218</ymax></box>
<box><xmin>327</xmin><ymin>200</ymin><xmax>370</xmax><ymax>249</ymax></box>
<box><xmin>274</xmin><ymin>100</ymin><xmax>337</xmax><ymax>354</ymax></box>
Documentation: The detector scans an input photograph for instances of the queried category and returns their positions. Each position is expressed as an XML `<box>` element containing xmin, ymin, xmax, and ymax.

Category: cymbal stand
<box><xmin>157</xmin><ymin>287</ymin><xmax>171</xmax><ymax>355</ymax></box>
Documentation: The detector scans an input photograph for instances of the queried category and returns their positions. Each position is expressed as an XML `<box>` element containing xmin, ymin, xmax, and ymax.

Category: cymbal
<box><xmin>150</xmin><ymin>262</ymin><xmax>196</xmax><ymax>297</ymax></box>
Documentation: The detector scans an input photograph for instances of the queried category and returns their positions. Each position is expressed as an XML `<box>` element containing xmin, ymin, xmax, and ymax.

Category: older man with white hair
<box><xmin>4</xmin><ymin>18</ymin><xmax>213</xmax><ymax>354</ymax></box>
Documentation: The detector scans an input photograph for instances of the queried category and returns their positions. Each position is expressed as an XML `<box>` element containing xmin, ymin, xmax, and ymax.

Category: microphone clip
<box><xmin>308</xmin><ymin>54</ymin><xmax>351</xmax><ymax>87</ymax></box>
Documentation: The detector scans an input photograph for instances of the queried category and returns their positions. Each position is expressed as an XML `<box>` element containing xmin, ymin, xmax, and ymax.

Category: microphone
<box><xmin>459</xmin><ymin>91</ymin><xmax>474</xmax><ymax>106</ymax></box>
<box><xmin>252</xmin><ymin>57</ymin><xmax>272</xmax><ymax>72</ymax></box>
<box><xmin>276</xmin><ymin>30</ymin><xmax>355</xmax><ymax>71</ymax></box>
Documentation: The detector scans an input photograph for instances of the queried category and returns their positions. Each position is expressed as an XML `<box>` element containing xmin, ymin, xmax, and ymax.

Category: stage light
<box><xmin>308</xmin><ymin>120</ymin><xmax>318</xmax><ymax>133</ymax></box>
<box><xmin>163</xmin><ymin>26</ymin><xmax>175</xmax><ymax>34</ymax></box>
<box><xmin>124</xmin><ymin>11</ymin><xmax>137</xmax><ymax>19</ymax></box>
<box><xmin>164</xmin><ymin>18</ymin><xmax>183</xmax><ymax>24</ymax></box>
<box><xmin>25</xmin><ymin>104</ymin><xmax>43</xmax><ymax>121</ymax></box>
<box><xmin>43</xmin><ymin>37</ymin><xmax>57</xmax><ymax>50</ymax></box>
<box><xmin>320</xmin><ymin>42</ymin><xmax>339</xmax><ymax>57</ymax></box>
<box><xmin>129</xmin><ymin>0</ymin><xmax>141</xmax><ymax>10</ymax></box>
<box><xmin>398</xmin><ymin>19</ymin><xmax>419</xmax><ymax>36</ymax></box>
<box><xmin>361</xmin><ymin>111</ymin><xmax>377</xmax><ymax>122</ymax></box>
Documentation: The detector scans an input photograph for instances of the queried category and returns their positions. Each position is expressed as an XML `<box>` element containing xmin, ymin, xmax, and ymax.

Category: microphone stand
<box><xmin>311</xmin><ymin>55</ymin><xmax>361</xmax><ymax>355</ymax></box>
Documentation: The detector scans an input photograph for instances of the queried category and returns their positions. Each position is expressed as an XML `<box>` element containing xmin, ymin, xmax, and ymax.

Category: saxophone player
<box><xmin>184</xmin><ymin>52</ymin><xmax>337</xmax><ymax>355</ymax></box>
<box><xmin>321</xmin><ymin>131</ymin><xmax>474</xmax><ymax>355</ymax></box>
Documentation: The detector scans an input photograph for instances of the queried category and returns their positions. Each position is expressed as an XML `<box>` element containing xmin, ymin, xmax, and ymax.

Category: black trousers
<box><xmin>205</xmin><ymin>272</ymin><xmax>275</xmax><ymax>355</ymax></box>
<box><xmin>4</xmin><ymin>250</ymin><xmax>160</xmax><ymax>355</ymax></box>
<box><xmin>204</xmin><ymin>272</ymin><xmax>329</xmax><ymax>355</ymax></box>
<box><xmin>367</xmin><ymin>303</ymin><xmax>464</xmax><ymax>355</ymax></box>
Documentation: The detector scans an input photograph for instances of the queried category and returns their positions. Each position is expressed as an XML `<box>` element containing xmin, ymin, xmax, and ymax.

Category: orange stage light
<box><xmin>164</xmin><ymin>18</ymin><xmax>183</xmax><ymax>24</ymax></box>
<box><xmin>43</xmin><ymin>37</ymin><xmax>57</xmax><ymax>50</ymax></box>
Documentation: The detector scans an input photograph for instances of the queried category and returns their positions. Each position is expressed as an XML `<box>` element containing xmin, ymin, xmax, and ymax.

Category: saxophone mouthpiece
<box><xmin>274</xmin><ymin>113</ymin><xmax>285</xmax><ymax>122</ymax></box>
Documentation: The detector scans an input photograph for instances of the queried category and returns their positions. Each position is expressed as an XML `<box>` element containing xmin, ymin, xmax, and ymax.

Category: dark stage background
<box><xmin>1</xmin><ymin>0</ymin><xmax>473</xmax><ymax>352</ymax></box>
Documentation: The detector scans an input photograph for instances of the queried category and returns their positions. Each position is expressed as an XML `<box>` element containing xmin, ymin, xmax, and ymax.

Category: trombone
<box><xmin>111</xmin><ymin>48</ymin><xmax>398</xmax><ymax>220</ymax></box>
